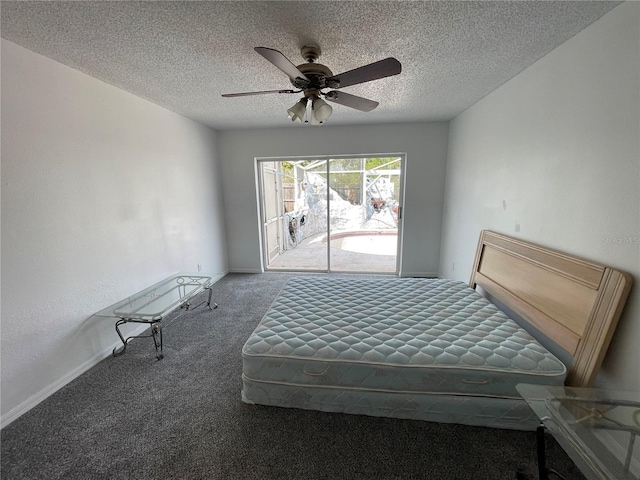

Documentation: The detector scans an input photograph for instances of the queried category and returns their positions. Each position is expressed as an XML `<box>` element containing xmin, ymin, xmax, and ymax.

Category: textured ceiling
<box><xmin>1</xmin><ymin>1</ymin><xmax>621</xmax><ymax>130</ymax></box>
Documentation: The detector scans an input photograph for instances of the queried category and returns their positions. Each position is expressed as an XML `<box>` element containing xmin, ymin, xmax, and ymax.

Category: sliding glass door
<box><xmin>257</xmin><ymin>155</ymin><xmax>404</xmax><ymax>274</ymax></box>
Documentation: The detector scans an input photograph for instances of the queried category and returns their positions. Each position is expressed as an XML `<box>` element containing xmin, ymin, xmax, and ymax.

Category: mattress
<box><xmin>242</xmin><ymin>277</ymin><xmax>567</xmax><ymax>428</ymax></box>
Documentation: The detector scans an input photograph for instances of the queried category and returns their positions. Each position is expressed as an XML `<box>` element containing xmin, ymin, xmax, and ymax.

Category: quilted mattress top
<box><xmin>243</xmin><ymin>277</ymin><xmax>566</xmax><ymax>377</ymax></box>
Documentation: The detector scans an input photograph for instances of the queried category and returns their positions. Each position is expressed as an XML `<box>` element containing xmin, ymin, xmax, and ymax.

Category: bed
<box><xmin>242</xmin><ymin>231</ymin><xmax>632</xmax><ymax>430</ymax></box>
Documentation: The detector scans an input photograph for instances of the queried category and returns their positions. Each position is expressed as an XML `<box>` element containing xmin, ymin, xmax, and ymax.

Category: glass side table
<box><xmin>517</xmin><ymin>384</ymin><xmax>640</xmax><ymax>480</ymax></box>
<box><xmin>95</xmin><ymin>273</ymin><xmax>217</xmax><ymax>360</ymax></box>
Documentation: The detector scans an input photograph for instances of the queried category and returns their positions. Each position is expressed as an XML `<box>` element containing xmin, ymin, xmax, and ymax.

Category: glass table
<box><xmin>95</xmin><ymin>273</ymin><xmax>217</xmax><ymax>359</ymax></box>
<box><xmin>517</xmin><ymin>384</ymin><xmax>640</xmax><ymax>480</ymax></box>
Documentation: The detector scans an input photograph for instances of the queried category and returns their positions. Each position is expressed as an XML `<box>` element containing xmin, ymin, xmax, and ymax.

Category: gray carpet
<box><xmin>1</xmin><ymin>273</ymin><xmax>586</xmax><ymax>480</ymax></box>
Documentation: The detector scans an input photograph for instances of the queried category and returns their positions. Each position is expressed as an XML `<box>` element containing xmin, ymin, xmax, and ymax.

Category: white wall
<box><xmin>218</xmin><ymin>123</ymin><xmax>449</xmax><ymax>276</ymax></box>
<box><xmin>1</xmin><ymin>40</ymin><xmax>228</xmax><ymax>425</ymax></box>
<box><xmin>440</xmin><ymin>2</ymin><xmax>639</xmax><ymax>390</ymax></box>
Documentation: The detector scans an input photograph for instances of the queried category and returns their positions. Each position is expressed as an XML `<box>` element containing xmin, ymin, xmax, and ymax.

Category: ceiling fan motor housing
<box><xmin>293</xmin><ymin>62</ymin><xmax>334</xmax><ymax>90</ymax></box>
<box><xmin>291</xmin><ymin>45</ymin><xmax>341</xmax><ymax>91</ymax></box>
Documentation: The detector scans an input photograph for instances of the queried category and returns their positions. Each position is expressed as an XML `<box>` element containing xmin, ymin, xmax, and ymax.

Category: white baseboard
<box><xmin>207</xmin><ymin>272</ymin><xmax>229</xmax><ymax>283</ymax></box>
<box><xmin>228</xmin><ymin>268</ymin><xmax>438</xmax><ymax>277</ymax></box>
<box><xmin>399</xmin><ymin>272</ymin><xmax>439</xmax><ymax>278</ymax></box>
<box><xmin>1</xmin><ymin>324</ymin><xmax>149</xmax><ymax>429</ymax></box>
<box><xmin>1</xmin><ymin>272</ymin><xmax>229</xmax><ymax>429</ymax></box>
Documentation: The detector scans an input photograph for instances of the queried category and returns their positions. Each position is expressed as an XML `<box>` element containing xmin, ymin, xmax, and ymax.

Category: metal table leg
<box><xmin>537</xmin><ymin>423</ymin><xmax>549</xmax><ymax>480</ymax></box>
<box><xmin>187</xmin><ymin>286</ymin><xmax>217</xmax><ymax>311</ymax></box>
<box><xmin>151</xmin><ymin>322</ymin><xmax>163</xmax><ymax>360</ymax></box>
<box><xmin>206</xmin><ymin>286</ymin><xmax>217</xmax><ymax>310</ymax></box>
<box><xmin>112</xmin><ymin>318</ymin><xmax>164</xmax><ymax>360</ymax></box>
<box><xmin>524</xmin><ymin>423</ymin><xmax>569</xmax><ymax>480</ymax></box>
<box><xmin>112</xmin><ymin>318</ymin><xmax>129</xmax><ymax>356</ymax></box>
<box><xmin>516</xmin><ymin>424</ymin><xmax>556</xmax><ymax>480</ymax></box>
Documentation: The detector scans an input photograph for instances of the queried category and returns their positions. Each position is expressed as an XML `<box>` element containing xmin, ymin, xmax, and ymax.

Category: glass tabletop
<box><xmin>94</xmin><ymin>273</ymin><xmax>213</xmax><ymax>321</ymax></box>
<box><xmin>517</xmin><ymin>384</ymin><xmax>640</xmax><ymax>480</ymax></box>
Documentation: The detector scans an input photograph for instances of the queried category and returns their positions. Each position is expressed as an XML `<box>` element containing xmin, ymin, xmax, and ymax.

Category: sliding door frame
<box><xmin>255</xmin><ymin>152</ymin><xmax>407</xmax><ymax>275</ymax></box>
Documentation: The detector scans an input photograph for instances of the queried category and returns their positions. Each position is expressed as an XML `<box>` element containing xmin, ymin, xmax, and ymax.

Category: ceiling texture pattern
<box><xmin>1</xmin><ymin>1</ymin><xmax>621</xmax><ymax>130</ymax></box>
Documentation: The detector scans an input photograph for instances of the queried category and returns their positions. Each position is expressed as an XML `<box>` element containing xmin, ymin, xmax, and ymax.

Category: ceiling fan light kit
<box><xmin>311</xmin><ymin>97</ymin><xmax>332</xmax><ymax>124</ymax></box>
<box><xmin>223</xmin><ymin>45</ymin><xmax>401</xmax><ymax>126</ymax></box>
<box><xmin>287</xmin><ymin>98</ymin><xmax>308</xmax><ymax>123</ymax></box>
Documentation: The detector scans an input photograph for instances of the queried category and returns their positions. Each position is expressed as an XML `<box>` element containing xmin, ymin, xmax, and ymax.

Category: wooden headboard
<box><xmin>469</xmin><ymin>230</ymin><xmax>632</xmax><ymax>387</ymax></box>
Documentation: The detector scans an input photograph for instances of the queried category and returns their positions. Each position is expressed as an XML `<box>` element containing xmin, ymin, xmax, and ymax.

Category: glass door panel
<box><xmin>260</xmin><ymin>161</ymin><xmax>283</xmax><ymax>265</ymax></box>
<box><xmin>329</xmin><ymin>157</ymin><xmax>400</xmax><ymax>273</ymax></box>
<box><xmin>260</xmin><ymin>160</ymin><xmax>327</xmax><ymax>271</ymax></box>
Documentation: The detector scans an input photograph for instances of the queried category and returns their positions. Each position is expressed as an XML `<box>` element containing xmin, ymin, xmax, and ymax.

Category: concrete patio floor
<box><xmin>267</xmin><ymin>233</ymin><xmax>398</xmax><ymax>273</ymax></box>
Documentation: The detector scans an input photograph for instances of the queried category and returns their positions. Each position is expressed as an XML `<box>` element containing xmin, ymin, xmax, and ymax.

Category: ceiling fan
<box><xmin>222</xmin><ymin>45</ymin><xmax>402</xmax><ymax>125</ymax></box>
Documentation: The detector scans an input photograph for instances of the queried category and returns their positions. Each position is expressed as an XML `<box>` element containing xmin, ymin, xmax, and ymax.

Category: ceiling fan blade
<box><xmin>324</xmin><ymin>91</ymin><xmax>379</xmax><ymax>112</ymax></box>
<box><xmin>254</xmin><ymin>47</ymin><xmax>309</xmax><ymax>83</ymax></box>
<box><xmin>222</xmin><ymin>89</ymin><xmax>297</xmax><ymax>98</ymax></box>
<box><xmin>327</xmin><ymin>58</ymin><xmax>401</xmax><ymax>89</ymax></box>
